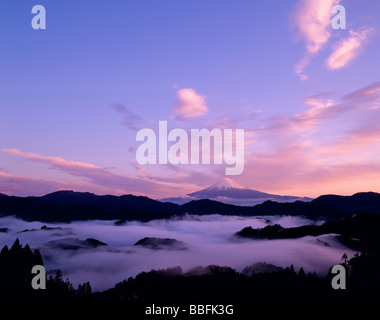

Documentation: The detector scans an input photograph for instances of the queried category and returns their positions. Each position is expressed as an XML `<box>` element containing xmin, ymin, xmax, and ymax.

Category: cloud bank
<box><xmin>0</xmin><ymin>215</ymin><xmax>353</xmax><ymax>291</ymax></box>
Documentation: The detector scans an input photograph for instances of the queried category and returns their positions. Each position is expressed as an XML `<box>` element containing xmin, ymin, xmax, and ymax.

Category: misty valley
<box><xmin>0</xmin><ymin>190</ymin><xmax>380</xmax><ymax>299</ymax></box>
<box><xmin>0</xmin><ymin>214</ymin><xmax>342</xmax><ymax>290</ymax></box>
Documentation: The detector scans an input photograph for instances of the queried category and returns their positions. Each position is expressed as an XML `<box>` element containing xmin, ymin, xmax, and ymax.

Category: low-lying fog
<box><xmin>0</xmin><ymin>214</ymin><xmax>354</xmax><ymax>291</ymax></box>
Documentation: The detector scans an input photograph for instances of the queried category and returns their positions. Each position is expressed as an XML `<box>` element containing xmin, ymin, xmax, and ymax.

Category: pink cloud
<box><xmin>292</xmin><ymin>0</ymin><xmax>339</xmax><ymax>54</ymax></box>
<box><xmin>135</xmin><ymin>166</ymin><xmax>146</xmax><ymax>173</ymax></box>
<box><xmin>143</xmin><ymin>166</ymin><xmax>219</xmax><ymax>191</ymax></box>
<box><xmin>1</xmin><ymin>149</ymin><xmax>172</xmax><ymax>198</ymax></box>
<box><xmin>257</xmin><ymin>82</ymin><xmax>380</xmax><ymax>138</ymax></box>
<box><xmin>343</xmin><ymin>81</ymin><xmax>380</xmax><ymax>102</ymax></box>
<box><xmin>239</xmin><ymin>82</ymin><xmax>380</xmax><ymax>196</ymax></box>
<box><xmin>292</xmin><ymin>0</ymin><xmax>340</xmax><ymax>75</ymax></box>
<box><xmin>3</xmin><ymin>81</ymin><xmax>380</xmax><ymax>199</ymax></box>
<box><xmin>0</xmin><ymin>172</ymin><xmax>88</xmax><ymax>196</ymax></box>
<box><xmin>0</xmin><ymin>171</ymin><xmax>145</xmax><ymax>197</ymax></box>
<box><xmin>241</xmin><ymin>146</ymin><xmax>311</xmax><ymax>190</ymax></box>
<box><xmin>2</xmin><ymin>149</ymin><xmax>99</xmax><ymax>171</ymax></box>
<box><xmin>326</xmin><ymin>28</ymin><xmax>372</xmax><ymax>70</ymax></box>
<box><xmin>239</xmin><ymin>145</ymin><xmax>380</xmax><ymax>198</ymax></box>
<box><xmin>291</xmin><ymin>94</ymin><xmax>336</xmax><ymax>131</ymax></box>
<box><xmin>316</xmin><ymin>110</ymin><xmax>380</xmax><ymax>156</ymax></box>
<box><xmin>171</xmin><ymin>88</ymin><xmax>208</xmax><ymax>120</ymax></box>
<box><xmin>298</xmin><ymin>162</ymin><xmax>380</xmax><ymax>195</ymax></box>
<box><xmin>256</xmin><ymin>93</ymin><xmax>340</xmax><ymax>136</ymax></box>
<box><xmin>207</xmin><ymin>117</ymin><xmax>241</xmax><ymax>130</ymax></box>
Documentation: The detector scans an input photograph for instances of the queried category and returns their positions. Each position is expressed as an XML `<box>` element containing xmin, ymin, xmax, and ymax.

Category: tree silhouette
<box><xmin>341</xmin><ymin>253</ymin><xmax>349</xmax><ymax>270</ymax></box>
<box><xmin>0</xmin><ymin>239</ymin><xmax>44</xmax><ymax>299</ymax></box>
<box><xmin>77</xmin><ymin>281</ymin><xmax>92</xmax><ymax>296</ymax></box>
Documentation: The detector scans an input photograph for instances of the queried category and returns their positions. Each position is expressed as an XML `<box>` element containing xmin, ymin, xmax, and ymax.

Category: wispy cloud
<box><xmin>171</xmin><ymin>88</ymin><xmax>208</xmax><ymax>120</ymax></box>
<box><xmin>256</xmin><ymin>93</ymin><xmax>339</xmax><ymax>136</ymax></box>
<box><xmin>111</xmin><ymin>103</ymin><xmax>142</xmax><ymax>130</ymax></box>
<box><xmin>240</xmin><ymin>81</ymin><xmax>380</xmax><ymax>196</ymax></box>
<box><xmin>317</xmin><ymin>110</ymin><xmax>380</xmax><ymax>156</ymax></box>
<box><xmin>342</xmin><ymin>81</ymin><xmax>380</xmax><ymax>102</ymax></box>
<box><xmin>0</xmin><ymin>172</ymin><xmax>69</xmax><ymax>196</ymax></box>
<box><xmin>291</xmin><ymin>94</ymin><xmax>336</xmax><ymax>131</ymax></box>
<box><xmin>299</xmin><ymin>161</ymin><xmax>380</xmax><ymax>192</ymax></box>
<box><xmin>291</xmin><ymin>0</ymin><xmax>374</xmax><ymax>78</ymax></box>
<box><xmin>3</xmin><ymin>80</ymin><xmax>380</xmax><ymax>198</ymax></box>
<box><xmin>293</xmin><ymin>0</ymin><xmax>339</xmax><ymax>54</ymax></box>
<box><xmin>0</xmin><ymin>171</ymin><xmax>128</xmax><ymax>197</ymax></box>
<box><xmin>1</xmin><ymin>149</ymin><xmax>171</xmax><ymax>197</ymax></box>
<box><xmin>135</xmin><ymin>166</ymin><xmax>146</xmax><ymax>174</ymax></box>
<box><xmin>257</xmin><ymin>81</ymin><xmax>380</xmax><ymax>138</ymax></box>
<box><xmin>326</xmin><ymin>28</ymin><xmax>373</xmax><ymax>70</ymax></box>
<box><xmin>2</xmin><ymin>149</ymin><xmax>99</xmax><ymax>173</ymax></box>
<box><xmin>240</xmin><ymin>144</ymin><xmax>380</xmax><ymax>197</ymax></box>
<box><xmin>292</xmin><ymin>0</ymin><xmax>340</xmax><ymax>77</ymax></box>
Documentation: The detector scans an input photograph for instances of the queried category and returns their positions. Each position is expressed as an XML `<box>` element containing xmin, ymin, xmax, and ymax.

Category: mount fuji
<box><xmin>159</xmin><ymin>178</ymin><xmax>313</xmax><ymax>206</ymax></box>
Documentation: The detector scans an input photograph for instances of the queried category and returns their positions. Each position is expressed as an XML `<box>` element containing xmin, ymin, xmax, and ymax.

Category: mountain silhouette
<box><xmin>40</xmin><ymin>190</ymin><xmax>178</xmax><ymax>214</ymax></box>
<box><xmin>0</xmin><ymin>191</ymin><xmax>179</xmax><ymax>222</ymax></box>
<box><xmin>312</xmin><ymin>192</ymin><xmax>380</xmax><ymax>214</ymax></box>
<box><xmin>0</xmin><ymin>190</ymin><xmax>379</xmax><ymax>222</ymax></box>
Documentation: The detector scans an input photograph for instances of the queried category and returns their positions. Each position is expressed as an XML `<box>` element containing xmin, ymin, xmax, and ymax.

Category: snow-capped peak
<box><xmin>207</xmin><ymin>178</ymin><xmax>245</xmax><ymax>190</ymax></box>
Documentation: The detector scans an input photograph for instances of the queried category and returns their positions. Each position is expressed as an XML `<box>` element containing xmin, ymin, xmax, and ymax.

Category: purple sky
<box><xmin>1</xmin><ymin>0</ymin><xmax>380</xmax><ymax>198</ymax></box>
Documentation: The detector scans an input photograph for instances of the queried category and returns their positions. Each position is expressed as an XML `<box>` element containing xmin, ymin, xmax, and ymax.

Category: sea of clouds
<box><xmin>0</xmin><ymin>214</ymin><xmax>354</xmax><ymax>291</ymax></box>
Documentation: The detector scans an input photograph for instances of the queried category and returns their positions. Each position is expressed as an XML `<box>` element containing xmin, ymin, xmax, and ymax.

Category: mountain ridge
<box><xmin>0</xmin><ymin>190</ymin><xmax>379</xmax><ymax>222</ymax></box>
<box><xmin>312</xmin><ymin>191</ymin><xmax>380</xmax><ymax>215</ymax></box>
